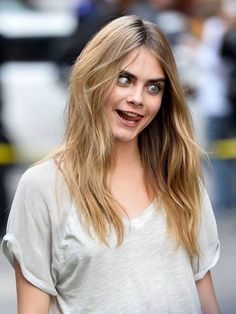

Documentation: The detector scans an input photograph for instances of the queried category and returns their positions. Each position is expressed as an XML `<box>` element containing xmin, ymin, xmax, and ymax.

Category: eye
<box><xmin>147</xmin><ymin>83</ymin><xmax>161</xmax><ymax>94</ymax></box>
<box><xmin>117</xmin><ymin>74</ymin><xmax>130</xmax><ymax>85</ymax></box>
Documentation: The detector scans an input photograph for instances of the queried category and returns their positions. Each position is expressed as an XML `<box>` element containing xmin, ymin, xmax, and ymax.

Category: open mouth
<box><xmin>116</xmin><ymin>110</ymin><xmax>143</xmax><ymax>126</ymax></box>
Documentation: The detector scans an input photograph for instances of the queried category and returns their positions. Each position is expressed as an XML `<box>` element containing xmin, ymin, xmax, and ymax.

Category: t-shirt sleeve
<box><xmin>1</xmin><ymin>169</ymin><xmax>58</xmax><ymax>296</ymax></box>
<box><xmin>192</xmin><ymin>186</ymin><xmax>220</xmax><ymax>281</ymax></box>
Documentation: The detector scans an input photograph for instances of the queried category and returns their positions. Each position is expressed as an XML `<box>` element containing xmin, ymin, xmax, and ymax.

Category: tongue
<box><xmin>117</xmin><ymin>111</ymin><xmax>141</xmax><ymax>122</ymax></box>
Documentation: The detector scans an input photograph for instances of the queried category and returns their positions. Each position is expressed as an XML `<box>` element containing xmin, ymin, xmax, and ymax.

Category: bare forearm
<box><xmin>14</xmin><ymin>259</ymin><xmax>50</xmax><ymax>314</ymax></box>
<box><xmin>196</xmin><ymin>271</ymin><xmax>220</xmax><ymax>314</ymax></box>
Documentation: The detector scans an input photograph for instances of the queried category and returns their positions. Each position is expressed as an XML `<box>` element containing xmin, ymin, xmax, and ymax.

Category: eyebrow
<box><xmin>120</xmin><ymin>70</ymin><xmax>166</xmax><ymax>83</ymax></box>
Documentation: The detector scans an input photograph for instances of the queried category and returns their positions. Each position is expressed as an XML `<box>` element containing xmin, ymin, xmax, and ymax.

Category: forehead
<box><xmin>120</xmin><ymin>46</ymin><xmax>164</xmax><ymax>78</ymax></box>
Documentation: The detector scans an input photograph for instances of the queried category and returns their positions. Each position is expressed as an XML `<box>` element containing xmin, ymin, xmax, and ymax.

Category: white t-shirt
<box><xmin>2</xmin><ymin>160</ymin><xmax>220</xmax><ymax>314</ymax></box>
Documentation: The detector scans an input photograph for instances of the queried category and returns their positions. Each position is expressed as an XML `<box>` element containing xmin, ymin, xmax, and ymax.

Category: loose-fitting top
<box><xmin>2</xmin><ymin>160</ymin><xmax>220</xmax><ymax>314</ymax></box>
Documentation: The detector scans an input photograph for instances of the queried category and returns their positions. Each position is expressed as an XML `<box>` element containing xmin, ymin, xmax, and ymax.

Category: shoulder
<box><xmin>199</xmin><ymin>184</ymin><xmax>215</xmax><ymax>220</ymax></box>
<box><xmin>198</xmin><ymin>183</ymin><xmax>219</xmax><ymax>249</ymax></box>
<box><xmin>20</xmin><ymin>159</ymin><xmax>58</xmax><ymax>185</ymax></box>
<box><xmin>18</xmin><ymin>159</ymin><xmax>69</xmax><ymax>202</ymax></box>
<box><xmin>14</xmin><ymin>159</ymin><xmax>73</xmax><ymax>226</ymax></box>
<box><xmin>19</xmin><ymin>159</ymin><xmax>63</xmax><ymax>193</ymax></box>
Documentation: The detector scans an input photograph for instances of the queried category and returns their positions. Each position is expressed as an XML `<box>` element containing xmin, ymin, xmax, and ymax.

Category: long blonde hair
<box><xmin>54</xmin><ymin>15</ymin><xmax>203</xmax><ymax>258</ymax></box>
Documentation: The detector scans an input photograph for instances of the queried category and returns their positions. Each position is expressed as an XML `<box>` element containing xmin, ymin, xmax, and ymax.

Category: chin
<box><xmin>113</xmin><ymin>132</ymin><xmax>138</xmax><ymax>143</ymax></box>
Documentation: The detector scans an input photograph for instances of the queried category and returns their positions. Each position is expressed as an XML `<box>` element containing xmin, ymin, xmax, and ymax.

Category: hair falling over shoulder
<box><xmin>54</xmin><ymin>15</ymin><xmax>204</xmax><ymax>258</ymax></box>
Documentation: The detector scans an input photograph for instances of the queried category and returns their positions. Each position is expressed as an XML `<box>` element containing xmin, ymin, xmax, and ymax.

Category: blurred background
<box><xmin>0</xmin><ymin>0</ymin><xmax>236</xmax><ymax>313</ymax></box>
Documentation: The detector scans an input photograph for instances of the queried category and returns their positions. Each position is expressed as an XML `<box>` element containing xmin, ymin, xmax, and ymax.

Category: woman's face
<box><xmin>105</xmin><ymin>46</ymin><xmax>165</xmax><ymax>144</ymax></box>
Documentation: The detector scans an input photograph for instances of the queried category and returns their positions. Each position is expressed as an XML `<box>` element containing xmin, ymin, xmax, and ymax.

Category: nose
<box><xmin>126</xmin><ymin>86</ymin><xmax>143</xmax><ymax>107</ymax></box>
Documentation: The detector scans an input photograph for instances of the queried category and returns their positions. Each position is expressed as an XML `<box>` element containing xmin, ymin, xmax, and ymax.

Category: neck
<box><xmin>111</xmin><ymin>139</ymin><xmax>141</xmax><ymax>169</ymax></box>
<box><xmin>109</xmin><ymin>138</ymin><xmax>155</xmax><ymax>203</ymax></box>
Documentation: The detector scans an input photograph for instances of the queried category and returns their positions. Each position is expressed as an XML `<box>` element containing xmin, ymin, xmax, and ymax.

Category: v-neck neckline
<box><xmin>123</xmin><ymin>200</ymin><xmax>156</xmax><ymax>227</ymax></box>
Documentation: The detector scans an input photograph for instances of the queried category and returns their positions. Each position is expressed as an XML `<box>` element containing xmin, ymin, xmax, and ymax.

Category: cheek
<box><xmin>106</xmin><ymin>86</ymin><xmax>126</xmax><ymax>105</ymax></box>
<box><xmin>104</xmin><ymin>87</ymin><xmax>117</xmax><ymax>109</ymax></box>
<box><xmin>149</xmin><ymin>100</ymin><xmax>162</xmax><ymax>117</ymax></box>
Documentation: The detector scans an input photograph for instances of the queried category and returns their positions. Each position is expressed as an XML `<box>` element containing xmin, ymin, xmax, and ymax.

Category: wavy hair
<box><xmin>54</xmin><ymin>15</ymin><xmax>203</xmax><ymax>258</ymax></box>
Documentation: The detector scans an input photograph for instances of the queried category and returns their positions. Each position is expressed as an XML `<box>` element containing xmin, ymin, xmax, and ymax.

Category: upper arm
<box><xmin>2</xmin><ymin>168</ymin><xmax>58</xmax><ymax>296</ymax></box>
<box><xmin>1</xmin><ymin>167</ymin><xmax>59</xmax><ymax>313</ymax></box>
<box><xmin>192</xmin><ymin>187</ymin><xmax>220</xmax><ymax>312</ymax></box>
<box><xmin>196</xmin><ymin>271</ymin><xmax>220</xmax><ymax>314</ymax></box>
<box><xmin>15</xmin><ymin>259</ymin><xmax>51</xmax><ymax>314</ymax></box>
<box><xmin>192</xmin><ymin>186</ymin><xmax>220</xmax><ymax>281</ymax></box>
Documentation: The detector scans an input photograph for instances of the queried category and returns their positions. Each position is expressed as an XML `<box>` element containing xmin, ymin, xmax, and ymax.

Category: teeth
<box><xmin>121</xmin><ymin>111</ymin><xmax>139</xmax><ymax>117</ymax></box>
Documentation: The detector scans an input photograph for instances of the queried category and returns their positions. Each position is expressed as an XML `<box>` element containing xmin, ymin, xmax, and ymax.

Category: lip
<box><xmin>115</xmin><ymin>110</ymin><xmax>143</xmax><ymax>128</ymax></box>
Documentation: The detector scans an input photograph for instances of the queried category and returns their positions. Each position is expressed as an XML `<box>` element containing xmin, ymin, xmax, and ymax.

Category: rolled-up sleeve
<box><xmin>1</xmin><ymin>170</ymin><xmax>58</xmax><ymax>296</ymax></box>
<box><xmin>192</xmin><ymin>186</ymin><xmax>220</xmax><ymax>281</ymax></box>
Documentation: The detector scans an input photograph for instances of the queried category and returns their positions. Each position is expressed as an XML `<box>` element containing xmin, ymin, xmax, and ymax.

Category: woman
<box><xmin>2</xmin><ymin>15</ymin><xmax>220</xmax><ymax>313</ymax></box>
